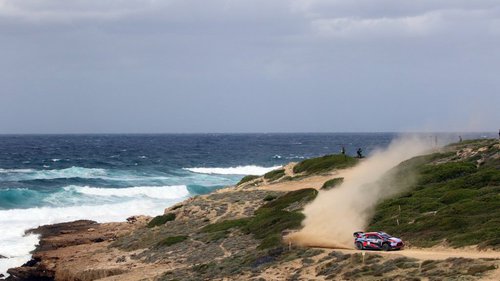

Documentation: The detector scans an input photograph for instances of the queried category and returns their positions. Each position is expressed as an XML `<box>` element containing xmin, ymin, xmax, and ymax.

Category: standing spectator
<box><xmin>357</xmin><ymin>148</ymin><xmax>363</xmax><ymax>158</ymax></box>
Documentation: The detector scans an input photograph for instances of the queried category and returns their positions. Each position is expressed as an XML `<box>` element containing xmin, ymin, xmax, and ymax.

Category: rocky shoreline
<box><xmin>4</xmin><ymin>188</ymin><xmax>499</xmax><ymax>281</ymax></box>
<box><xmin>2</xmin><ymin>218</ymin><xmax>150</xmax><ymax>281</ymax></box>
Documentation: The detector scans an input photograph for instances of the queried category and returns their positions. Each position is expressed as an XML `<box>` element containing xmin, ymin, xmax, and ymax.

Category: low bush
<box><xmin>147</xmin><ymin>213</ymin><xmax>176</xmax><ymax>228</ymax></box>
<box><xmin>467</xmin><ymin>264</ymin><xmax>496</xmax><ymax>275</ymax></box>
<box><xmin>237</xmin><ymin>175</ymin><xmax>260</xmax><ymax>186</ymax></box>
<box><xmin>259</xmin><ymin>188</ymin><xmax>318</xmax><ymax>212</ymax></box>
<box><xmin>263</xmin><ymin>194</ymin><xmax>278</xmax><ymax>201</ymax></box>
<box><xmin>418</xmin><ymin>162</ymin><xmax>476</xmax><ymax>184</ymax></box>
<box><xmin>321</xmin><ymin>177</ymin><xmax>344</xmax><ymax>190</ymax></box>
<box><xmin>245</xmin><ymin>209</ymin><xmax>305</xmax><ymax>240</ymax></box>
<box><xmin>264</xmin><ymin>169</ymin><xmax>285</xmax><ymax>182</ymax></box>
<box><xmin>157</xmin><ymin>235</ymin><xmax>188</xmax><ymax>247</ymax></box>
<box><xmin>199</xmin><ymin>188</ymin><xmax>318</xmax><ymax>249</ymax></box>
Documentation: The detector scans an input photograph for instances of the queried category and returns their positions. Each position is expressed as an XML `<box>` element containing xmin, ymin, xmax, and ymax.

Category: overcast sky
<box><xmin>0</xmin><ymin>0</ymin><xmax>499</xmax><ymax>133</ymax></box>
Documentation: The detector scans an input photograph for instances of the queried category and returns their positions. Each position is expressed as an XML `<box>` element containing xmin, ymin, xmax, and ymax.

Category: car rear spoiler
<box><xmin>353</xmin><ymin>231</ymin><xmax>364</xmax><ymax>237</ymax></box>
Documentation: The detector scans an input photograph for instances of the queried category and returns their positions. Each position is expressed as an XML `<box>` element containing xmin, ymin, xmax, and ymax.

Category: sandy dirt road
<box><xmin>326</xmin><ymin>247</ymin><xmax>500</xmax><ymax>281</ymax></box>
<box><xmin>331</xmin><ymin>247</ymin><xmax>500</xmax><ymax>261</ymax></box>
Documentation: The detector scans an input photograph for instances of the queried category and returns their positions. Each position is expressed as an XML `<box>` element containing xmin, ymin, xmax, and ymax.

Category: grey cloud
<box><xmin>0</xmin><ymin>0</ymin><xmax>498</xmax><ymax>133</ymax></box>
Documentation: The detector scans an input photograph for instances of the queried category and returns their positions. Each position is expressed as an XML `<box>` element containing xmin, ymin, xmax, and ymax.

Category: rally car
<box><xmin>353</xmin><ymin>231</ymin><xmax>404</xmax><ymax>251</ymax></box>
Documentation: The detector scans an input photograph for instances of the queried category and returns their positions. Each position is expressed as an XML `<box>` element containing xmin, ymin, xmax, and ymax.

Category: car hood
<box><xmin>388</xmin><ymin>238</ymin><xmax>402</xmax><ymax>243</ymax></box>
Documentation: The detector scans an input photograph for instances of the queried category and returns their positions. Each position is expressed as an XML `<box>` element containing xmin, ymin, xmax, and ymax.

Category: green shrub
<box><xmin>245</xmin><ymin>209</ymin><xmax>305</xmax><ymax>240</ymax></box>
<box><xmin>237</xmin><ymin>175</ymin><xmax>260</xmax><ymax>186</ymax></box>
<box><xmin>157</xmin><ymin>235</ymin><xmax>188</xmax><ymax>247</ymax></box>
<box><xmin>197</xmin><ymin>188</ymin><xmax>318</xmax><ymax>250</ymax></box>
<box><xmin>147</xmin><ymin>213</ymin><xmax>176</xmax><ymax>228</ymax></box>
<box><xmin>203</xmin><ymin>231</ymin><xmax>228</xmax><ymax>242</ymax></box>
<box><xmin>259</xmin><ymin>188</ymin><xmax>318</xmax><ymax>212</ymax></box>
<box><xmin>263</xmin><ymin>194</ymin><xmax>278</xmax><ymax>201</ymax></box>
<box><xmin>321</xmin><ymin>177</ymin><xmax>344</xmax><ymax>190</ymax></box>
<box><xmin>247</xmin><ymin>189</ymin><xmax>318</xmax><ymax>249</ymax></box>
<box><xmin>257</xmin><ymin>234</ymin><xmax>282</xmax><ymax>250</ymax></box>
<box><xmin>418</xmin><ymin>162</ymin><xmax>476</xmax><ymax>184</ymax></box>
<box><xmin>192</xmin><ymin>262</ymin><xmax>217</xmax><ymax>274</ymax></box>
<box><xmin>264</xmin><ymin>169</ymin><xmax>285</xmax><ymax>182</ymax></box>
<box><xmin>440</xmin><ymin>189</ymin><xmax>478</xmax><ymax>204</ymax></box>
<box><xmin>467</xmin><ymin>264</ymin><xmax>496</xmax><ymax>275</ymax></box>
<box><xmin>293</xmin><ymin>154</ymin><xmax>358</xmax><ymax>175</ymax></box>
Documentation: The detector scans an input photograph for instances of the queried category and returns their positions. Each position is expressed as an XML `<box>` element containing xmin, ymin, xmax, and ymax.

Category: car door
<box><xmin>372</xmin><ymin>234</ymin><xmax>383</xmax><ymax>247</ymax></box>
<box><xmin>366</xmin><ymin>234</ymin><xmax>379</xmax><ymax>248</ymax></box>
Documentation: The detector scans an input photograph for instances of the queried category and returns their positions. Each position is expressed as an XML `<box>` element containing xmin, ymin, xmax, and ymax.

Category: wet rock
<box><xmin>28</xmin><ymin>220</ymin><xmax>97</xmax><ymax>238</ymax></box>
<box><xmin>91</xmin><ymin>237</ymin><xmax>105</xmax><ymax>243</ymax></box>
<box><xmin>6</xmin><ymin>265</ymin><xmax>54</xmax><ymax>281</ymax></box>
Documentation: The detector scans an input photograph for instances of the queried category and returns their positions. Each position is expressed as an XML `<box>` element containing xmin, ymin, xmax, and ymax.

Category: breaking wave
<box><xmin>0</xmin><ymin>167</ymin><xmax>107</xmax><ymax>181</ymax></box>
<box><xmin>65</xmin><ymin>185</ymin><xmax>189</xmax><ymax>199</ymax></box>
<box><xmin>184</xmin><ymin>165</ymin><xmax>282</xmax><ymax>176</ymax></box>
<box><xmin>0</xmin><ymin>198</ymin><xmax>184</xmax><ymax>276</ymax></box>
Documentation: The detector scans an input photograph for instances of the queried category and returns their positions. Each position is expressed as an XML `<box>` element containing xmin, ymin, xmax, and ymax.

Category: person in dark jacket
<box><xmin>356</xmin><ymin>148</ymin><xmax>363</xmax><ymax>158</ymax></box>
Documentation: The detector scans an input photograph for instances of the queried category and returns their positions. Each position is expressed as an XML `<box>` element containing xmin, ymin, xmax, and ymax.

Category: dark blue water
<box><xmin>0</xmin><ymin>133</ymin><xmax>398</xmax><ymax>209</ymax></box>
<box><xmin>0</xmin><ymin>133</ymin><xmax>396</xmax><ymax>170</ymax></box>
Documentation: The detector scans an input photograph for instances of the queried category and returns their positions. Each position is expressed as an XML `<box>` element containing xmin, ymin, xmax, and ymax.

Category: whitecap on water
<box><xmin>184</xmin><ymin>165</ymin><xmax>281</xmax><ymax>176</ymax></box>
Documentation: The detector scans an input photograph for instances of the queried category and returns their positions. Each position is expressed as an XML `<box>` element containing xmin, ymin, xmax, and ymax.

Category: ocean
<box><xmin>0</xmin><ymin>132</ymin><xmax>493</xmax><ymax>275</ymax></box>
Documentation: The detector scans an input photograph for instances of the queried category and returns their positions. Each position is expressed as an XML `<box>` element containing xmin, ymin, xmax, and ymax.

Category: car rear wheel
<box><xmin>355</xmin><ymin>242</ymin><xmax>363</xmax><ymax>250</ymax></box>
<box><xmin>382</xmin><ymin>243</ymin><xmax>390</xmax><ymax>251</ymax></box>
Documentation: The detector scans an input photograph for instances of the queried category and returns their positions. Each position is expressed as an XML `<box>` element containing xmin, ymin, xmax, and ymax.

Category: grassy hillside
<box><xmin>293</xmin><ymin>154</ymin><xmax>358</xmax><ymax>175</ymax></box>
<box><xmin>368</xmin><ymin>139</ymin><xmax>500</xmax><ymax>249</ymax></box>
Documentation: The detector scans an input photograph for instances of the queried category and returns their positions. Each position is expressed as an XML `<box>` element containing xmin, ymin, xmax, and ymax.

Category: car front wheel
<box><xmin>382</xmin><ymin>243</ymin><xmax>390</xmax><ymax>251</ymax></box>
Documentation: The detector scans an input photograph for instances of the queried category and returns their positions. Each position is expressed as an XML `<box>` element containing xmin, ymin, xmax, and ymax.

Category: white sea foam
<box><xmin>0</xmin><ymin>195</ymin><xmax>188</xmax><ymax>277</ymax></box>
<box><xmin>184</xmin><ymin>165</ymin><xmax>282</xmax><ymax>176</ymax></box>
<box><xmin>0</xmin><ymin>167</ymin><xmax>171</xmax><ymax>183</ymax></box>
<box><xmin>65</xmin><ymin>185</ymin><xmax>189</xmax><ymax>199</ymax></box>
<box><xmin>0</xmin><ymin>167</ymin><xmax>107</xmax><ymax>180</ymax></box>
<box><xmin>0</xmin><ymin>168</ymin><xmax>34</xmax><ymax>174</ymax></box>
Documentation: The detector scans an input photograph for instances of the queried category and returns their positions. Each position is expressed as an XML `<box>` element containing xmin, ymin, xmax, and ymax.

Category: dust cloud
<box><xmin>287</xmin><ymin>136</ymin><xmax>433</xmax><ymax>249</ymax></box>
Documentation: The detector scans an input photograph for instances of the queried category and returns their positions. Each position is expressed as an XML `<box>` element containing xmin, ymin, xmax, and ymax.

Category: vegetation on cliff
<box><xmin>293</xmin><ymin>154</ymin><xmax>358</xmax><ymax>175</ymax></box>
<box><xmin>369</xmin><ymin>139</ymin><xmax>500</xmax><ymax>249</ymax></box>
<box><xmin>147</xmin><ymin>213</ymin><xmax>176</xmax><ymax>228</ymax></box>
<box><xmin>263</xmin><ymin>169</ymin><xmax>286</xmax><ymax>182</ymax></box>
<box><xmin>201</xmin><ymin>188</ymin><xmax>318</xmax><ymax>249</ymax></box>
<box><xmin>321</xmin><ymin>177</ymin><xmax>344</xmax><ymax>190</ymax></box>
<box><xmin>236</xmin><ymin>175</ymin><xmax>260</xmax><ymax>186</ymax></box>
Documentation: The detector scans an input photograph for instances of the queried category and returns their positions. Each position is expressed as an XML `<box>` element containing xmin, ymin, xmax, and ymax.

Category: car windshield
<box><xmin>379</xmin><ymin>233</ymin><xmax>391</xmax><ymax>238</ymax></box>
